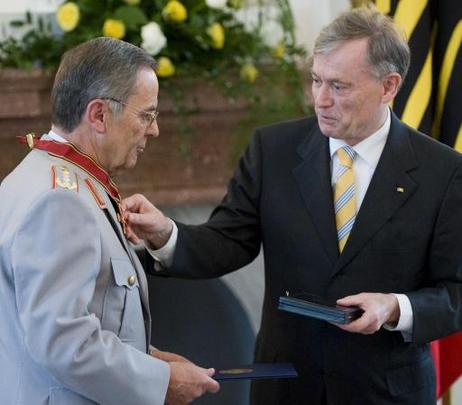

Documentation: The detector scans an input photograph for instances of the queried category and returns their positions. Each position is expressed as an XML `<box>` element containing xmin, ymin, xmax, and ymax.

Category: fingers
<box><xmin>335</xmin><ymin>293</ymin><xmax>369</xmax><ymax>332</ymax></box>
<box><xmin>336</xmin><ymin>293</ymin><xmax>364</xmax><ymax>307</ymax></box>
<box><xmin>120</xmin><ymin>193</ymin><xmax>145</xmax><ymax>212</ymax></box>
<box><xmin>121</xmin><ymin>193</ymin><xmax>157</xmax><ymax>216</ymax></box>
<box><xmin>201</xmin><ymin>368</ymin><xmax>220</xmax><ymax>393</ymax></box>
<box><xmin>205</xmin><ymin>373</ymin><xmax>220</xmax><ymax>394</ymax></box>
<box><xmin>121</xmin><ymin>194</ymin><xmax>173</xmax><ymax>248</ymax></box>
<box><xmin>338</xmin><ymin>314</ymin><xmax>379</xmax><ymax>334</ymax></box>
<box><xmin>334</xmin><ymin>292</ymin><xmax>402</xmax><ymax>335</ymax></box>
<box><xmin>125</xmin><ymin>212</ymin><xmax>151</xmax><ymax>227</ymax></box>
<box><xmin>124</xmin><ymin>224</ymin><xmax>140</xmax><ymax>245</ymax></box>
<box><xmin>204</xmin><ymin>367</ymin><xmax>215</xmax><ymax>377</ymax></box>
<box><xmin>166</xmin><ymin>362</ymin><xmax>220</xmax><ymax>404</ymax></box>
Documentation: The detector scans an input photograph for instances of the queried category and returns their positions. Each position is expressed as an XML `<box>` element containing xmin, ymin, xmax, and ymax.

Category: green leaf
<box><xmin>37</xmin><ymin>16</ymin><xmax>44</xmax><ymax>32</ymax></box>
<box><xmin>79</xmin><ymin>0</ymin><xmax>105</xmax><ymax>15</ymax></box>
<box><xmin>9</xmin><ymin>20</ymin><xmax>25</xmax><ymax>27</ymax></box>
<box><xmin>113</xmin><ymin>6</ymin><xmax>148</xmax><ymax>31</ymax></box>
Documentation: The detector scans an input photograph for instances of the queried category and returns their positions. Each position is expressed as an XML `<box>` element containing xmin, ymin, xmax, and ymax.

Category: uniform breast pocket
<box><xmin>101</xmin><ymin>258</ymin><xmax>144</xmax><ymax>342</ymax></box>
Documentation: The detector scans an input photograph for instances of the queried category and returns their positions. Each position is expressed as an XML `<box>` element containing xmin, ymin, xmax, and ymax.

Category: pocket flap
<box><xmin>111</xmin><ymin>258</ymin><xmax>139</xmax><ymax>290</ymax></box>
<box><xmin>386</xmin><ymin>354</ymin><xmax>434</xmax><ymax>396</ymax></box>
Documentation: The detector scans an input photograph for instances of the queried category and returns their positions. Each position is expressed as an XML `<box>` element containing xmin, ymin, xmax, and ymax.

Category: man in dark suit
<box><xmin>122</xmin><ymin>7</ymin><xmax>462</xmax><ymax>405</ymax></box>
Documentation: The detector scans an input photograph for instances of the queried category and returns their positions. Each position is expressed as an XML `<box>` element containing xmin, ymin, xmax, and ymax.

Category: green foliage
<box><xmin>0</xmin><ymin>0</ymin><xmax>311</xmax><ymax>157</ymax></box>
<box><xmin>0</xmin><ymin>0</ymin><xmax>305</xmax><ymax>75</ymax></box>
<box><xmin>113</xmin><ymin>6</ymin><xmax>148</xmax><ymax>30</ymax></box>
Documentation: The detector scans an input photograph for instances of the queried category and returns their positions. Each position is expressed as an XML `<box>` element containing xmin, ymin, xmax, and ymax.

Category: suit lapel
<box><xmin>293</xmin><ymin>125</ymin><xmax>339</xmax><ymax>266</ymax></box>
<box><xmin>333</xmin><ymin>113</ymin><xmax>419</xmax><ymax>275</ymax></box>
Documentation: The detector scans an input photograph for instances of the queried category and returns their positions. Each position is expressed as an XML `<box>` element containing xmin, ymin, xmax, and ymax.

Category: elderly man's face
<box><xmin>106</xmin><ymin>67</ymin><xmax>159</xmax><ymax>174</ymax></box>
<box><xmin>311</xmin><ymin>38</ymin><xmax>389</xmax><ymax>145</ymax></box>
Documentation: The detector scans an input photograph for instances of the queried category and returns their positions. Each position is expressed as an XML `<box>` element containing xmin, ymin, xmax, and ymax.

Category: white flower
<box><xmin>205</xmin><ymin>0</ymin><xmax>227</xmax><ymax>10</ymax></box>
<box><xmin>234</xmin><ymin>5</ymin><xmax>259</xmax><ymax>33</ymax></box>
<box><xmin>140</xmin><ymin>22</ymin><xmax>167</xmax><ymax>55</ymax></box>
<box><xmin>259</xmin><ymin>19</ymin><xmax>284</xmax><ymax>48</ymax></box>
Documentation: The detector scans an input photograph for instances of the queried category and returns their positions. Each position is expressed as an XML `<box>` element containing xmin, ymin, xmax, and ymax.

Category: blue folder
<box><xmin>278</xmin><ymin>293</ymin><xmax>363</xmax><ymax>324</ymax></box>
<box><xmin>214</xmin><ymin>363</ymin><xmax>298</xmax><ymax>381</ymax></box>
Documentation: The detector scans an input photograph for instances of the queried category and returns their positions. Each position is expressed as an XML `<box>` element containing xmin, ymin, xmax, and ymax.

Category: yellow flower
<box><xmin>272</xmin><ymin>42</ymin><xmax>285</xmax><ymax>59</ymax></box>
<box><xmin>162</xmin><ymin>1</ymin><xmax>188</xmax><ymax>23</ymax></box>
<box><xmin>102</xmin><ymin>19</ymin><xmax>126</xmax><ymax>39</ymax></box>
<box><xmin>207</xmin><ymin>23</ymin><xmax>225</xmax><ymax>49</ymax></box>
<box><xmin>240</xmin><ymin>63</ymin><xmax>258</xmax><ymax>83</ymax></box>
<box><xmin>124</xmin><ymin>0</ymin><xmax>141</xmax><ymax>4</ymax></box>
<box><xmin>156</xmin><ymin>57</ymin><xmax>176</xmax><ymax>78</ymax></box>
<box><xmin>56</xmin><ymin>2</ymin><xmax>80</xmax><ymax>32</ymax></box>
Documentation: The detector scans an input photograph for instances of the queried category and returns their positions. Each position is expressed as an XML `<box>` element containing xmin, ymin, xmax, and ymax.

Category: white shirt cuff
<box><xmin>383</xmin><ymin>293</ymin><xmax>413</xmax><ymax>341</ymax></box>
<box><xmin>146</xmin><ymin>219</ymin><xmax>178</xmax><ymax>268</ymax></box>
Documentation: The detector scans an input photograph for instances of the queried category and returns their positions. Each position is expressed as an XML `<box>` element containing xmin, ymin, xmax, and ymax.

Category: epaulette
<box><xmin>51</xmin><ymin>165</ymin><xmax>79</xmax><ymax>192</ymax></box>
<box><xmin>83</xmin><ymin>177</ymin><xmax>107</xmax><ymax>209</ymax></box>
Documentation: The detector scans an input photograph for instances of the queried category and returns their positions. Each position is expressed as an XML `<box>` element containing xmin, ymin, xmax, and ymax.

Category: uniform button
<box><xmin>128</xmin><ymin>275</ymin><xmax>136</xmax><ymax>286</ymax></box>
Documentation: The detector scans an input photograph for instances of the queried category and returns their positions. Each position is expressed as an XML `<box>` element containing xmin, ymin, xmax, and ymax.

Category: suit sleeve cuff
<box><xmin>146</xmin><ymin>219</ymin><xmax>178</xmax><ymax>269</ymax></box>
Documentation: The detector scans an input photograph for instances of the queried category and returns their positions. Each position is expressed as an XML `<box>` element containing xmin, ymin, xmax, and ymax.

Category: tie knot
<box><xmin>337</xmin><ymin>146</ymin><xmax>356</xmax><ymax>168</ymax></box>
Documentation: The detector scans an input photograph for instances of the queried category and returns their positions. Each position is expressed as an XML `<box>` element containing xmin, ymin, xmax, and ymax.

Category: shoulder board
<box><xmin>83</xmin><ymin>177</ymin><xmax>107</xmax><ymax>209</ymax></box>
<box><xmin>51</xmin><ymin>165</ymin><xmax>79</xmax><ymax>192</ymax></box>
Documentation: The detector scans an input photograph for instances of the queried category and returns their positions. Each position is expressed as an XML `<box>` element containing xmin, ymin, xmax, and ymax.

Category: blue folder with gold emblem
<box><xmin>214</xmin><ymin>363</ymin><xmax>297</xmax><ymax>381</ymax></box>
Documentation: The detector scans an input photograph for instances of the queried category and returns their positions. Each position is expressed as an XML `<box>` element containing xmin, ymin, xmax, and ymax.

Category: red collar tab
<box><xmin>17</xmin><ymin>133</ymin><xmax>121</xmax><ymax>202</ymax></box>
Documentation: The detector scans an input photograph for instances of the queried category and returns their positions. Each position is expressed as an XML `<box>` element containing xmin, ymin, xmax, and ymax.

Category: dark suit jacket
<box><xmin>162</xmin><ymin>113</ymin><xmax>462</xmax><ymax>404</ymax></box>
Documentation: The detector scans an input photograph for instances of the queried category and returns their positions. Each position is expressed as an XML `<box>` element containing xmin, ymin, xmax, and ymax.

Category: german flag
<box><xmin>369</xmin><ymin>0</ymin><xmax>461</xmax><ymax>149</ymax></box>
<box><xmin>369</xmin><ymin>1</ymin><xmax>462</xmax><ymax>402</ymax></box>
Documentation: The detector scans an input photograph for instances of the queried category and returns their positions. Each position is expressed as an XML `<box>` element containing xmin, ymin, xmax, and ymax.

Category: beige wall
<box><xmin>289</xmin><ymin>0</ymin><xmax>349</xmax><ymax>52</ymax></box>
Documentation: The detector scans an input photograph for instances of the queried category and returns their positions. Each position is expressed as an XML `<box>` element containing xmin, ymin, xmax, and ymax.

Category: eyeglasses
<box><xmin>104</xmin><ymin>97</ymin><xmax>159</xmax><ymax>127</ymax></box>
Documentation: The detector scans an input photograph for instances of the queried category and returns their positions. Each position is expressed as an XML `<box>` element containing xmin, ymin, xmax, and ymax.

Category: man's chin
<box><xmin>109</xmin><ymin>161</ymin><xmax>137</xmax><ymax>177</ymax></box>
<box><xmin>318</xmin><ymin>126</ymin><xmax>340</xmax><ymax>139</ymax></box>
<box><xmin>317</xmin><ymin>121</ymin><xmax>339</xmax><ymax>137</ymax></box>
<box><xmin>125</xmin><ymin>159</ymin><xmax>138</xmax><ymax>171</ymax></box>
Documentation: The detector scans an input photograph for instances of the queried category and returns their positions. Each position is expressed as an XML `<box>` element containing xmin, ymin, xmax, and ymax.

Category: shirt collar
<box><xmin>46</xmin><ymin>129</ymin><xmax>69</xmax><ymax>143</ymax></box>
<box><xmin>329</xmin><ymin>107</ymin><xmax>391</xmax><ymax>168</ymax></box>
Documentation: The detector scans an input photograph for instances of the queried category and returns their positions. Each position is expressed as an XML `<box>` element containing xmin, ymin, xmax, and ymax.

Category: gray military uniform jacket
<box><xmin>0</xmin><ymin>138</ymin><xmax>169</xmax><ymax>404</ymax></box>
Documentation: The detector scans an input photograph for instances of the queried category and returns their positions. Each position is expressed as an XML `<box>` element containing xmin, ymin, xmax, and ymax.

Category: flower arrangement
<box><xmin>0</xmin><ymin>0</ymin><xmax>309</xmax><ymax>157</ymax></box>
<box><xmin>0</xmin><ymin>0</ymin><xmax>304</xmax><ymax>84</ymax></box>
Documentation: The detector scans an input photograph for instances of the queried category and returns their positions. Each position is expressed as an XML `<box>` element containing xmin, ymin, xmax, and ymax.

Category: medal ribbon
<box><xmin>18</xmin><ymin>134</ymin><xmax>121</xmax><ymax>202</ymax></box>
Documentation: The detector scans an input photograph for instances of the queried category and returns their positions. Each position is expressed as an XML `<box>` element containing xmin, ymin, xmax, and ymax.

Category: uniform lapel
<box><xmin>333</xmin><ymin>113</ymin><xmax>419</xmax><ymax>275</ymax></box>
<box><xmin>293</xmin><ymin>125</ymin><xmax>339</xmax><ymax>266</ymax></box>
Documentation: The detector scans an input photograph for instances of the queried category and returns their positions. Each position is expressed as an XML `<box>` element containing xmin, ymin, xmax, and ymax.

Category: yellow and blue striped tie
<box><xmin>334</xmin><ymin>146</ymin><xmax>357</xmax><ymax>253</ymax></box>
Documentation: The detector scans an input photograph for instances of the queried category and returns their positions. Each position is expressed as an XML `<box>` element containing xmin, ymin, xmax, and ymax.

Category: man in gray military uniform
<box><xmin>0</xmin><ymin>37</ymin><xmax>219</xmax><ymax>404</ymax></box>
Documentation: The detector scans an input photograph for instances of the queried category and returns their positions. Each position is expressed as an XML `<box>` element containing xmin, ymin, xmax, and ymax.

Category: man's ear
<box><xmin>85</xmin><ymin>99</ymin><xmax>109</xmax><ymax>133</ymax></box>
<box><xmin>382</xmin><ymin>72</ymin><xmax>402</xmax><ymax>104</ymax></box>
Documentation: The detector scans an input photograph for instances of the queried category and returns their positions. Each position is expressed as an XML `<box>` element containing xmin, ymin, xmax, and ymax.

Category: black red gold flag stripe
<box><xmin>364</xmin><ymin>0</ymin><xmax>461</xmax><ymax>151</ymax></box>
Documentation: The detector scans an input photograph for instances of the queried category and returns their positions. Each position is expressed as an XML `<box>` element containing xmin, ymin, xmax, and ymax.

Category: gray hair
<box><xmin>313</xmin><ymin>6</ymin><xmax>410</xmax><ymax>81</ymax></box>
<box><xmin>51</xmin><ymin>37</ymin><xmax>157</xmax><ymax>132</ymax></box>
